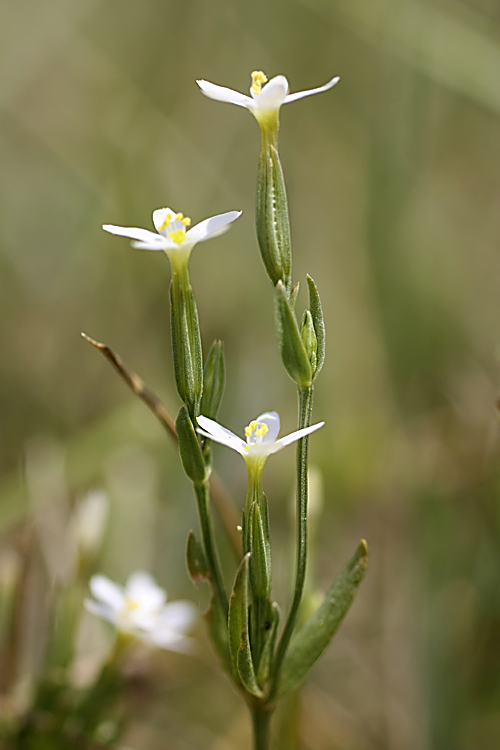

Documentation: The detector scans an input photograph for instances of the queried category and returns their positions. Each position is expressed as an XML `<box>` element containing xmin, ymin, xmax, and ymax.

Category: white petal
<box><xmin>256</xmin><ymin>411</ymin><xmax>280</xmax><ymax>442</ymax></box>
<box><xmin>131</xmin><ymin>240</ymin><xmax>169</xmax><ymax>252</ymax></box>
<box><xmin>126</xmin><ymin>572</ymin><xmax>166</xmax><ymax>611</ymax></box>
<box><xmin>157</xmin><ymin>601</ymin><xmax>197</xmax><ymax>632</ymax></box>
<box><xmin>256</xmin><ymin>75</ymin><xmax>289</xmax><ymax>110</ymax></box>
<box><xmin>84</xmin><ymin>598</ymin><xmax>118</xmax><ymax>626</ymax></box>
<box><xmin>284</xmin><ymin>76</ymin><xmax>340</xmax><ymax>105</ymax></box>
<box><xmin>102</xmin><ymin>224</ymin><xmax>163</xmax><ymax>244</ymax></box>
<box><xmin>185</xmin><ymin>211</ymin><xmax>242</xmax><ymax>245</ymax></box>
<box><xmin>197</xmin><ymin>79</ymin><xmax>252</xmax><ymax>108</ymax></box>
<box><xmin>89</xmin><ymin>575</ymin><xmax>125</xmax><ymax>611</ymax></box>
<box><xmin>270</xmin><ymin>421</ymin><xmax>324</xmax><ymax>452</ymax></box>
<box><xmin>197</xmin><ymin>416</ymin><xmax>246</xmax><ymax>453</ymax></box>
<box><xmin>152</xmin><ymin>207</ymin><xmax>176</xmax><ymax>232</ymax></box>
<box><xmin>146</xmin><ymin>629</ymin><xmax>197</xmax><ymax>653</ymax></box>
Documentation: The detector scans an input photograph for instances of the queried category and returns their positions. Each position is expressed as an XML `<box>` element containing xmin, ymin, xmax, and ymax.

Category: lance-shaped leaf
<box><xmin>200</xmin><ymin>340</ymin><xmax>226</xmax><ymax>420</ymax></box>
<box><xmin>186</xmin><ymin>531</ymin><xmax>231</xmax><ymax>673</ymax></box>
<box><xmin>274</xmin><ymin>281</ymin><xmax>312</xmax><ymax>387</ymax></box>
<box><xmin>256</xmin><ymin>145</ymin><xmax>292</xmax><ymax>291</ymax></box>
<box><xmin>277</xmin><ymin>539</ymin><xmax>368</xmax><ymax>698</ymax></box>
<box><xmin>176</xmin><ymin>406</ymin><xmax>206</xmax><ymax>483</ymax></box>
<box><xmin>228</xmin><ymin>553</ymin><xmax>263</xmax><ymax>697</ymax></box>
<box><xmin>306</xmin><ymin>275</ymin><xmax>326</xmax><ymax>378</ymax></box>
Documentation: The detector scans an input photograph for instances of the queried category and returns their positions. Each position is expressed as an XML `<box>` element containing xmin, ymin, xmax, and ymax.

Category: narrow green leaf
<box><xmin>175</xmin><ymin>406</ymin><xmax>206</xmax><ymax>482</ymax></box>
<box><xmin>278</xmin><ymin>540</ymin><xmax>368</xmax><ymax>698</ymax></box>
<box><xmin>228</xmin><ymin>553</ymin><xmax>263</xmax><ymax>697</ymax></box>
<box><xmin>306</xmin><ymin>275</ymin><xmax>326</xmax><ymax>378</ymax></box>
<box><xmin>186</xmin><ymin>531</ymin><xmax>231</xmax><ymax>674</ymax></box>
<box><xmin>274</xmin><ymin>281</ymin><xmax>312</xmax><ymax>387</ymax></box>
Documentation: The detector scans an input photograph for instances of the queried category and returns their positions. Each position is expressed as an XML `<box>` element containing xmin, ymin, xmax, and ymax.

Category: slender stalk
<box><xmin>251</xmin><ymin>704</ymin><xmax>273</xmax><ymax>750</ymax></box>
<box><xmin>193</xmin><ymin>479</ymin><xmax>228</xmax><ymax>614</ymax></box>
<box><xmin>269</xmin><ymin>385</ymin><xmax>313</xmax><ymax>698</ymax></box>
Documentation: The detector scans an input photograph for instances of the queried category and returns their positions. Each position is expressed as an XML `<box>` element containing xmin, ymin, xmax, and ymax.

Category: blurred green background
<box><xmin>2</xmin><ymin>0</ymin><xmax>500</xmax><ymax>747</ymax></box>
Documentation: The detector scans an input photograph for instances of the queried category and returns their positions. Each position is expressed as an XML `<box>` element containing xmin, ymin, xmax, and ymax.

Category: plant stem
<box><xmin>251</xmin><ymin>704</ymin><xmax>273</xmax><ymax>750</ymax></box>
<box><xmin>269</xmin><ymin>385</ymin><xmax>313</xmax><ymax>699</ymax></box>
<box><xmin>193</xmin><ymin>479</ymin><xmax>228</xmax><ymax>614</ymax></box>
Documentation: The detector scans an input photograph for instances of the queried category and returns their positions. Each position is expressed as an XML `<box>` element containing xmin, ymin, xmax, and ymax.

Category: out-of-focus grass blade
<box><xmin>298</xmin><ymin>0</ymin><xmax>500</xmax><ymax>116</ymax></box>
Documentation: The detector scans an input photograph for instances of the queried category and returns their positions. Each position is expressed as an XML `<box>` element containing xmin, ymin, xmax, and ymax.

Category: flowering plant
<box><xmin>90</xmin><ymin>69</ymin><xmax>367</xmax><ymax>749</ymax></box>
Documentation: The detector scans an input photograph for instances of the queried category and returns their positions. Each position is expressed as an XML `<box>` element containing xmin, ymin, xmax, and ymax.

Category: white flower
<box><xmin>85</xmin><ymin>572</ymin><xmax>197</xmax><ymax>653</ymax></box>
<box><xmin>197</xmin><ymin>71</ymin><xmax>339</xmax><ymax>121</ymax></box>
<box><xmin>103</xmin><ymin>208</ymin><xmax>241</xmax><ymax>259</ymax></box>
<box><xmin>197</xmin><ymin>411</ymin><xmax>324</xmax><ymax>467</ymax></box>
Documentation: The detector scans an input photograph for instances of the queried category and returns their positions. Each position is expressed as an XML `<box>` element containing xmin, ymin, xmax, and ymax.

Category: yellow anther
<box><xmin>169</xmin><ymin>229</ymin><xmax>187</xmax><ymax>245</ymax></box>
<box><xmin>251</xmin><ymin>70</ymin><xmax>268</xmax><ymax>96</ymax></box>
<box><xmin>175</xmin><ymin>212</ymin><xmax>184</xmax><ymax>221</ymax></box>
<box><xmin>159</xmin><ymin>212</ymin><xmax>174</xmax><ymax>231</ymax></box>
<box><xmin>125</xmin><ymin>597</ymin><xmax>139</xmax><ymax>611</ymax></box>
<box><xmin>255</xmin><ymin>423</ymin><xmax>269</xmax><ymax>438</ymax></box>
<box><xmin>245</xmin><ymin>420</ymin><xmax>259</xmax><ymax>437</ymax></box>
<box><xmin>182</xmin><ymin>217</ymin><xmax>191</xmax><ymax>226</ymax></box>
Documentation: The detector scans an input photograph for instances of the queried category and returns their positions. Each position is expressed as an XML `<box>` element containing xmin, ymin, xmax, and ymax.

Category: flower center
<box><xmin>158</xmin><ymin>211</ymin><xmax>191</xmax><ymax>244</ymax></box>
<box><xmin>251</xmin><ymin>70</ymin><xmax>268</xmax><ymax>96</ymax></box>
<box><xmin>125</xmin><ymin>597</ymin><xmax>139</xmax><ymax>611</ymax></box>
<box><xmin>244</xmin><ymin>419</ymin><xmax>269</xmax><ymax>450</ymax></box>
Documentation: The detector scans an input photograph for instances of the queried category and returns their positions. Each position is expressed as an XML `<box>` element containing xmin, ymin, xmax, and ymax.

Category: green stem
<box><xmin>269</xmin><ymin>385</ymin><xmax>313</xmax><ymax>699</ymax></box>
<box><xmin>193</xmin><ymin>480</ymin><xmax>228</xmax><ymax>615</ymax></box>
<box><xmin>251</xmin><ymin>704</ymin><xmax>273</xmax><ymax>750</ymax></box>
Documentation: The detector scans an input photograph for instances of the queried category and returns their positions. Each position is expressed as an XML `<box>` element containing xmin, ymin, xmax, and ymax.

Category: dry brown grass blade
<box><xmin>81</xmin><ymin>333</ymin><xmax>242</xmax><ymax>558</ymax></box>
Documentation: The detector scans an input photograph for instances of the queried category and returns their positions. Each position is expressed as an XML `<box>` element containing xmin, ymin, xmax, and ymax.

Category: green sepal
<box><xmin>249</xmin><ymin>501</ymin><xmax>271</xmax><ymax>601</ymax></box>
<box><xmin>301</xmin><ymin>310</ymin><xmax>318</xmax><ymax>377</ymax></box>
<box><xmin>186</xmin><ymin>531</ymin><xmax>231</xmax><ymax>674</ymax></box>
<box><xmin>170</xmin><ymin>267</ymin><xmax>203</xmax><ymax>417</ymax></box>
<box><xmin>256</xmin><ymin>601</ymin><xmax>280</xmax><ymax>689</ymax></box>
<box><xmin>228</xmin><ymin>553</ymin><xmax>263</xmax><ymax>697</ymax></box>
<box><xmin>274</xmin><ymin>281</ymin><xmax>312</xmax><ymax>387</ymax></box>
<box><xmin>277</xmin><ymin>540</ymin><xmax>368</xmax><ymax>698</ymax></box>
<box><xmin>200</xmin><ymin>340</ymin><xmax>225</xmax><ymax>420</ymax></box>
<box><xmin>306</xmin><ymin>275</ymin><xmax>326</xmax><ymax>378</ymax></box>
<box><xmin>175</xmin><ymin>406</ymin><xmax>206</xmax><ymax>483</ymax></box>
<box><xmin>256</xmin><ymin>144</ymin><xmax>292</xmax><ymax>291</ymax></box>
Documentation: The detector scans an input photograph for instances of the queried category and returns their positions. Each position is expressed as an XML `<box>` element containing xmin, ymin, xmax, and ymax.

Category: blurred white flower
<box><xmin>103</xmin><ymin>208</ymin><xmax>241</xmax><ymax>262</ymax></box>
<box><xmin>85</xmin><ymin>572</ymin><xmax>197</xmax><ymax>653</ymax></box>
<box><xmin>197</xmin><ymin>411</ymin><xmax>324</xmax><ymax>469</ymax></box>
<box><xmin>197</xmin><ymin>71</ymin><xmax>339</xmax><ymax>122</ymax></box>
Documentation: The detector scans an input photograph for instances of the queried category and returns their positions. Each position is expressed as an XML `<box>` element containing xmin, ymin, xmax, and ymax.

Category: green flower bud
<box><xmin>301</xmin><ymin>310</ymin><xmax>318</xmax><ymax>377</ymax></box>
<box><xmin>200</xmin><ymin>340</ymin><xmax>225</xmax><ymax>420</ymax></box>
<box><xmin>274</xmin><ymin>281</ymin><xmax>312</xmax><ymax>387</ymax></box>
